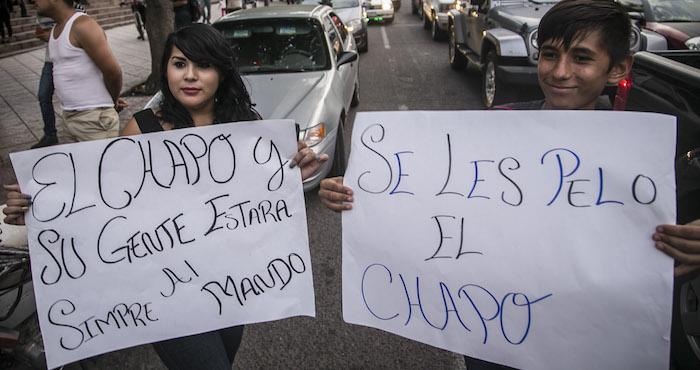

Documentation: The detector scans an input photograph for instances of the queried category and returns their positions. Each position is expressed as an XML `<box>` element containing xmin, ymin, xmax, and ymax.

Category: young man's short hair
<box><xmin>537</xmin><ymin>0</ymin><xmax>632</xmax><ymax>70</ymax></box>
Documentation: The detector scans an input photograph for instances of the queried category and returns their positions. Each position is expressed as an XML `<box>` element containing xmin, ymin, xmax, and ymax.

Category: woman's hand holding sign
<box><xmin>3</xmin><ymin>184</ymin><xmax>30</xmax><ymax>226</ymax></box>
<box><xmin>291</xmin><ymin>140</ymin><xmax>328</xmax><ymax>181</ymax></box>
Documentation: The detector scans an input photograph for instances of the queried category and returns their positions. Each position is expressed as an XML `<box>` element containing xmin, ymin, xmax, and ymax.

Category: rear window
<box><xmin>217</xmin><ymin>18</ymin><xmax>331</xmax><ymax>73</ymax></box>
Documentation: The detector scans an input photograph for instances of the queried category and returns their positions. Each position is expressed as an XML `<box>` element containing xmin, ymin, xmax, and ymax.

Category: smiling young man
<box><xmin>495</xmin><ymin>0</ymin><xmax>633</xmax><ymax>111</ymax></box>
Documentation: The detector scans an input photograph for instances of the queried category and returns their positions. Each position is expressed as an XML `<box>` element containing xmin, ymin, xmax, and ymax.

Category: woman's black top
<box><xmin>133</xmin><ymin>109</ymin><xmax>164</xmax><ymax>133</ymax></box>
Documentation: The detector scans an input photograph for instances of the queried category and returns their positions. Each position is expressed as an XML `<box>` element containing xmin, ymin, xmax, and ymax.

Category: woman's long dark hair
<box><xmin>158</xmin><ymin>23</ymin><xmax>258</xmax><ymax>128</ymax></box>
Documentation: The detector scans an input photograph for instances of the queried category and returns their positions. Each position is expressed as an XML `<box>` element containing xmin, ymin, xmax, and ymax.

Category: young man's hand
<box><xmin>319</xmin><ymin>177</ymin><xmax>353</xmax><ymax>212</ymax></box>
<box><xmin>654</xmin><ymin>219</ymin><xmax>700</xmax><ymax>277</ymax></box>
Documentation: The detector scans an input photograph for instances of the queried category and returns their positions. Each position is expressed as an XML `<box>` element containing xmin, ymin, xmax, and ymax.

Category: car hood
<box><xmin>242</xmin><ymin>71</ymin><xmax>329</xmax><ymax>129</ymax></box>
<box><xmin>335</xmin><ymin>7</ymin><xmax>362</xmax><ymax>23</ymax></box>
<box><xmin>491</xmin><ymin>3</ymin><xmax>556</xmax><ymax>31</ymax></box>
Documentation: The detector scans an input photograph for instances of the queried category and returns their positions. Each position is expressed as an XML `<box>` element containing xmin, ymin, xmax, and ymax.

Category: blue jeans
<box><xmin>199</xmin><ymin>0</ymin><xmax>211</xmax><ymax>22</ymax></box>
<box><xmin>38</xmin><ymin>61</ymin><xmax>57</xmax><ymax>138</ymax></box>
<box><xmin>152</xmin><ymin>325</ymin><xmax>244</xmax><ymax>370</ymax></box>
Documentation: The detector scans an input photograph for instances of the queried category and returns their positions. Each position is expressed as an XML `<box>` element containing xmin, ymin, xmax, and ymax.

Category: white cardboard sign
<box><xmin>10</xmin><ymin>120</ymin><xmax>315</xmax><ymax>369</ymax></box>
<box><xmin>342</xmin><ymin>111</ymin><xmax>676</xmax><ymax>370</ymax></box>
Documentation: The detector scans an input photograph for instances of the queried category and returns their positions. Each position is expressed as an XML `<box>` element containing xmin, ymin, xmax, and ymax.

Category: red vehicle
<box><xmin>619</xmin><ymin>0</ymin><xmax>700</xmax><ymax>50</ymax></box>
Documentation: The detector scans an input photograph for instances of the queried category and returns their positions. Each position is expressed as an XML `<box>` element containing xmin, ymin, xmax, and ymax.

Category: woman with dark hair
<box><xmin>121</xmin><ymin>23</ymin><xmax>326</xmax><ymax>370</ymax></box>
<box><xmin>121</xmin><ymin>23</ymin><xmax>324</xmax><ymax>180</ymax></box>
<box><xmin>122</xmin><ymin>23</ymin><xmax>258</xmax><ymax>134</ymax></box>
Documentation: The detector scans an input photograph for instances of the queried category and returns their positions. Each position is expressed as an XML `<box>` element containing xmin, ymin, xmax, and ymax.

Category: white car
<box><xmin>364</xmin><ymin>0</ymin><xmax>394</xmax><ymax>24</ymax></box>
<box><xmin>214</xmin><ymin>5</ymin><xmax>360</xmax><ymax>190</ymax></box>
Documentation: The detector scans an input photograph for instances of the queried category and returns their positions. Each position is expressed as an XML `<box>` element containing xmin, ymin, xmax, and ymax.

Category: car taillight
<box><xmin>613</xmin><ymin>72</ymin><xmax>633</xmax><ymax>111</ymax></box>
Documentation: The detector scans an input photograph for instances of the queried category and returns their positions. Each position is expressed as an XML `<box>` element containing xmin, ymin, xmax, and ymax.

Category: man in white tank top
<box><xmin>35</xmin><ymin>0</ymin><xmax>127</xmax><ymax>142</ymax></box>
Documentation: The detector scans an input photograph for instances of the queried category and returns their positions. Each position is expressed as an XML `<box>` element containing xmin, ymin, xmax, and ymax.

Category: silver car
<box><xmin>420</xmin><ymin>0</ymin><xmax>453</xmax><ymax>40</ymax></box>
<box><xmin>213</xmin><ymin>5</ymin><xmax>360</xmax><ymax>191</ymax></box>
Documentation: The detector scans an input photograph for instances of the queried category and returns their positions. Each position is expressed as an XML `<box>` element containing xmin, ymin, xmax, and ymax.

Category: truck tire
<box><xmin>449</xmin><ymin>24</ymin><xmax>467</xmax><ymax>69</ymax></box>
<box><xmin>431</xmin><ymin>16</ymin><xmax>445</xmax><ymax>41</ymax></box>
<box><xmin>482</xmin><ymin>50</ymin><xmax>510</xmax><ymax>108</ymax></box>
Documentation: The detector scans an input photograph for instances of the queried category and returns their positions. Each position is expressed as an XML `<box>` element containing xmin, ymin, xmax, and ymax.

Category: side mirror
<box><xmin>629</xmin><ymin>11</ymin><xmax>645</xmax><ymax>22</ymax></box>
<box><xmin>337</xmin><ymin>50</ymin><xmax>358</xmax><ymax>68</ymax></box>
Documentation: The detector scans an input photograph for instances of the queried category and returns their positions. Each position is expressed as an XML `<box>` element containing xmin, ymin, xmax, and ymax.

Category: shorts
<box><xmin>62</xmin><ymin>106</ymin><xmax>120</xmax><ymax>142</ymax></box>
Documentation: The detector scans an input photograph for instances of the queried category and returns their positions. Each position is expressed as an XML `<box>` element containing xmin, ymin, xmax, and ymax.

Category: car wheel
<box><xmin>351</xmin><ymin>78</ymin><xmax>360</xmax><ymax>107</ymax></box>
<box><xmin>482</xmin><ymin>50</ymin><xmax>510</xmax><ymax>109</ymax></box>
<box><xmin>385</xmin><ymin>16</ymin><xmax>394</xmax><ymax>24</ymax></box>
<box><xmin>449</xmin><ymin>24</ymin><xmax>467</xmax><ymax>69</ymax></box>
<box><xmin>330</xmin><ymin>115</ymin><xmax>347</xmax><ymax>177</ymax></box>
<box><xmin>359</xmin><ymin>33</ymin><xmax>368</xmax><ymax>52</ymax></box>
<box><xmin>431</xmin><ymin>16</ymin><xmax>444</xmax><ymax>41</ymax></box>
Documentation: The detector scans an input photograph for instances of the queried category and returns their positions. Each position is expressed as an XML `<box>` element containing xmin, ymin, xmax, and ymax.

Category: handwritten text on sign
<box><xmin>10</xmin><ymin>120</ymin><xmax>315</xmax><ymax>369</ymax></box>
<box><xmin>342</xmin><ymin>111</ymin><xmax>676</xmax><ymax>370</ymax></box>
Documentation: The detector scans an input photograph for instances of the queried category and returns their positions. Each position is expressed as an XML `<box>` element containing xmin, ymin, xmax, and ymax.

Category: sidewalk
<box><xmin>0</xmin><ymin>1</ymin><xmax>238</xmax><ymax>192</ymax></box>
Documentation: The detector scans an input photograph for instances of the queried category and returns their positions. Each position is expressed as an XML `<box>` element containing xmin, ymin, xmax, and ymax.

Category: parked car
<box><xmin>447</xmin><ymin>0</ymin><xmax>642</xmax><ymax>108</ymax></box>
<box><xmin>618</xmin><ymin>0</ymin><xmax>700</xmax><ymax>50</ymax></box>
<box><xmin>364</xmin><ymin>0</ymin><xmax>395</xmax><ymax>23</ymax></box>
<box><xmin>213</xmin><ymin>5</ymin><xmax>360</xmax><ymax>190</ymax></box>
<box><xmin>420</xmin><ymin>0</ymin><xmax>454</xmax><ymax>40</ymax></box>
<box><xmin>301</xmin><ymin>0</ymin><xmax>368</xmax><ymax>52</ymax></box>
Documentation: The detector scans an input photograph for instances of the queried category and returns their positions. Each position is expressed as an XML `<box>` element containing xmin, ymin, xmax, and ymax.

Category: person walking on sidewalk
<box><xmin>199</xmin><ymin>0</ymin><xmax>210</xmax><ymax>23</ymax></box>
<box><xmin>35</xmin><ymin>0</ymin><xmax>126</xmax><ymax>142</ymax></box>
<box><xmin>18</xmin><ymin>0</ymin><xmax>28</xmax><ymax>17</ymax></box>
<box><xmin>0</xmin><ymin>0</ymin><xmax>12</xmax><ymax>43</ymax></box>
<box><xmin>31</xmin><ymin>2</ymin><xmax>85</xmax><ymax>148</ymax></box>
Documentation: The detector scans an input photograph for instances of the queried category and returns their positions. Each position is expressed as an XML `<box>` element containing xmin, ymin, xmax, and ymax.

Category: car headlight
<box><xmin>529</xmin><ymin>29</ymin><xmax>538</xmax><ymax>50</ymax></box>
<box><xmin>303</xmin><ymin>124</ymin><xmax>326</xmax><ymax>147</ymax></box>
<box><xmin>381</xmin><ymin>1</ymin><xmax>392</xmax><ymax>10</ymax></box>
<box><xmin>347</xmin><ymin>18</ymin><xmax>362</xmax><ymax>32</ymax></box>
<box><xmin>686</xmin><ymin>36</ymin><xmax>700</xmax><ymax>50</ymax></box>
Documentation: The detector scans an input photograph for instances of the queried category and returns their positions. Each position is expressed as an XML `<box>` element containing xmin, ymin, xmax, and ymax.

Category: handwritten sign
<box><xmin>342</xmin><ymin>111</ymin><xmax>676</xmax><ymax>370</ymax></box>
<box><xmin>10</xmin><ymin>120</ymin><xmax>315</xmax><ymax>369</ymax></box>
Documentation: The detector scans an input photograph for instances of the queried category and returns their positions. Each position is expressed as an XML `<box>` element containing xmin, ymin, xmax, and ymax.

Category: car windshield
<box><xmin>646</xmin><ymin>0</ymin><xmax>700</xmax><ymax>22</ymax></box>
<box><xmin>217</xmin><ymin>18</ymin><xmax>331</xmax><ymax>74</ymax></box>
<box><xmin>299</xmin><ymin>0</ymin><xmax>360</xmax><ymax>8</ymax></box>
